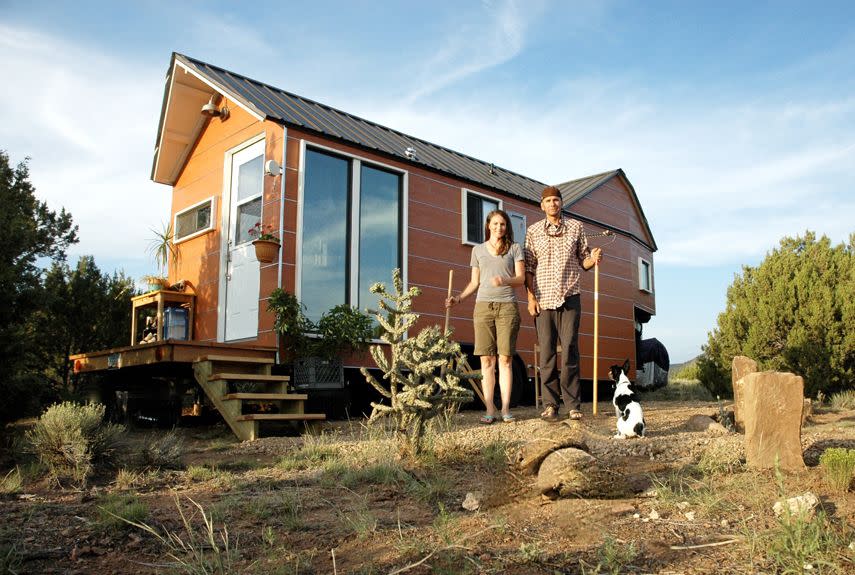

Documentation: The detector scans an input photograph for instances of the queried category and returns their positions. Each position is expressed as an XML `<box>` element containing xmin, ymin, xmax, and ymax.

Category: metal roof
<box><xmin>173</xmin><ymin>53</ymin><xmax>549</xmax><ymax>202</ymax></box>
<box><xmin>154</xmin><ymin>53</ymin><xmax>656</xmax><ymax>250</ymax></box>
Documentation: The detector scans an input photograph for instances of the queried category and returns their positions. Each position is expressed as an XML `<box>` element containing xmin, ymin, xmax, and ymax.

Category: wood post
<box><xmin>444</xmin><ymin>269</ymin><xmax>453</xmax><ymax>335</ymax></box>
<box><xmin>593</xmin><ymin>262</ymin><xmax>599</xmax><ymax>416</ymax></box>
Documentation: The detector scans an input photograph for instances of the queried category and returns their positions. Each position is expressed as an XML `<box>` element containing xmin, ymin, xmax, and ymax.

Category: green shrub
<box><xmin>96</xmin><ymin>493</ymin><xmax>149</xmax><ymax>530</ymax></box>
<box><xmin>765</xmin><ymin>510</ymin><xmax>845</xmax><ymax>574</ymax></box>
<box><xmin>586</xmin><ymin>534</ymin><xmax>638</xmax><ymax>575</ymax></box>
<box><xmin>123</xmin><ymin>495</ymin><xmax>237</xmax><ymax>575</ymax></box>
<box><xmin>26</xmin><ymin>401</ymin><xmax>125</xmax><ymax>486</ymax></box>
<box><xmin>819</xmin><ymin>448</ymin><xmax>855</xmax><ymax>492</ymax></box>
<box><xmin>0</xmin><ymin>467</ymin><xmax>23</xmax><ymax>494</ymax></box>
<box><xmin>829</xmin><ymin>390</ymin><xmax>855</xmax><ymax>410</ymax></box>
<box><xmin>315</xmin><ymin>304</ymin><xmax>375</xmax><ymax>359</ymax></box>
<box><xmin>481</xmin><ymin>439</ymin><xmax>510</xmax><ymax>473</ymax></box>
<box><xmin>139</xmin><ymin>428</ymin><xmax>185</xmax><ymax>469</ymax></box>
<box><xmin>698</xmin><ymin>441</ymin><xmax>745</xmax><ymax>476</ymax></box>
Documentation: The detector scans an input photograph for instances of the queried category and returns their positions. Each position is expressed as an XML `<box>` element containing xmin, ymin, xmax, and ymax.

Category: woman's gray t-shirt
<box><xmin>470</xmin><ymin>242</ymin><xmax>523</xmax><ymax>302</ymax></box>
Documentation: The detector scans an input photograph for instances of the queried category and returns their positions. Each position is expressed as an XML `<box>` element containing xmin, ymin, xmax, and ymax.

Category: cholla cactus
<box><xmin>361</xmin><ymin>269</ymin><xmax>476</xmax><ymax>455</ymax></box>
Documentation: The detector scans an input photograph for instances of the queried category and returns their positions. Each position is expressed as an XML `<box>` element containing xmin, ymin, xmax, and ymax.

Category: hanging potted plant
<box><xmin>248</xmin><ymin>222</ymin><xmax>280</xmax><ymax>263</ymax></box>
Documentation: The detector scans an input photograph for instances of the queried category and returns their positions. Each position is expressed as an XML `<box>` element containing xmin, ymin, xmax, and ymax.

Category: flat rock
<box><xmin>536</xmin><ymin>447</ymin><xmax>603</xmax><ymax>498</ymax></box>
<box><xmin>514</xmin><ymin>423</ymin><xmax>589</xmax><ymax>475</ymax></box>
<box><xmin>685</xmin><ymin>414</ymin><xmax>729</xmax><ymax>435</ymax></box>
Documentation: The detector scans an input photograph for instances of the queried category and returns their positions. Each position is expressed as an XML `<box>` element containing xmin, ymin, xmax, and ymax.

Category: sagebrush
<box><xmin>26</xmin><ymin>401</ymin><xmax>125</xmax><ymax>486</ymax></box>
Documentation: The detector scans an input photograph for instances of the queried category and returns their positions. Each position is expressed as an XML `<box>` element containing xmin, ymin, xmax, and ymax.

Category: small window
<box><xmin>638</xmin><ymin>257</ymin><xmax>653</xmax><ymax>293</ymax></box>
<box><xmin>175</xmin><ymin>197</ymin><xmax>216</xmax><ymax>242</ymax></box>
<box><xmin>462</xmin><ymin>189</ymin><xmax>501</xmax><ymax>244</ymax></box>
<box><xmin>507</xmin><ymin>211</ymin><xmax>526</xmax><ymax>244</ymax></box>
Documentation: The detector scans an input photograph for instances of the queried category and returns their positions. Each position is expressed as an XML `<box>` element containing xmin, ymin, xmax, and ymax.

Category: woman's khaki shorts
<box><xmin>473</xmin><ymin>301</ymin><xmax>521</xmax><ymax>357</ymax></box>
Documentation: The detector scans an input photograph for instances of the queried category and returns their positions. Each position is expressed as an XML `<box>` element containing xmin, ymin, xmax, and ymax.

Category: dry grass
<box><xmin>2</xmin><ymin>402</ymin><xmax>854</xmax><ymax>574</ymax></box>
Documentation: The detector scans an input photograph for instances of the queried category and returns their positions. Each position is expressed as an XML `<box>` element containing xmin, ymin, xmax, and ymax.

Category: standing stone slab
<box><xmin>732</xmin><ymin>356</ymin><xmax>758</xmax><ymax>432</ymax></box>
<box><xmin>742</xmin><ymin>371</ymin><xmax>805</xmax><ymax>470</ymax></box>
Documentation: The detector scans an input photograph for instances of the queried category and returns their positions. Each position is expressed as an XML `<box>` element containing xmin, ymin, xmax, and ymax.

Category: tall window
<box><xmin>359</xmin><ymin>164</ymin><xmax>401</xmax><ymax>314</ymax></box>
<box><xmin>507</xmin><ymin>211</ymin><xmax>526</xmax><ymax>244</ymax></box>
<box><xmin>300</xmin><ymin>148</ymin><xmax>402</xmax><ymax>322</ymax></box>
<box><xmin>234</xmin><ymin>154</ymin><xmax>264</xmax><ymax>245</ymax></box>
<box><xmin>638</xmin><ymin>257</ymin><xmax>653</xmax><ymax>293</ymax></box>
<box><xmin>462</xmin><ymin>189</ymin><xmax>500</xmax><ymax>244</ymax></box>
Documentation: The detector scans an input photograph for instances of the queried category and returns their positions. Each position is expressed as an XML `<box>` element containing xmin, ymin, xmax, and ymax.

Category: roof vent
<box><xmin>404</xmin><ymin>147</ymin><xmax>417</xmax><ymax>160</ymax></box>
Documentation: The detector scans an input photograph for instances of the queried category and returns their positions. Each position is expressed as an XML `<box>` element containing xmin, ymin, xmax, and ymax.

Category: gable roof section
<box><xmin>558</xmin><ymin>169</ymin><xmax>657</xmax><ymax>251</ymax></box>
<box><xmin>151</xmin><ymin>52</ymin><xmax>656</xmax><ymax>251</ymax></box>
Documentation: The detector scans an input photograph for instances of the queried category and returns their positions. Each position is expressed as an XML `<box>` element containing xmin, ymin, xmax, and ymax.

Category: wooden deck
<box><xmin>70</xmin><ymin>340</ymin><xmax>277</xmax><ymax>374</ymax></box>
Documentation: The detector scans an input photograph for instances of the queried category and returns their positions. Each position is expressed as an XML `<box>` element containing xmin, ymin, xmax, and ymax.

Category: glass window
<box><xmin>301</xmin><ymin>149</ymin><xmax>351</xmax><ymax>323</ymax></box>
<box><xmin>300</xmin><ymin>148</ymin><xmax>403</xmax><ymax>323</ymax></box>
<box><xmin>359</xmin><ymin>164</ymin><xmax>401</xmax><ymax>312</ymax></box>
<box><xmin>234</xmin><ymin>154</ymin><xmax>263</xmax><ymax>244</ymax></box>
<box><xmin>639</xmin><ymin>257</ymin><xmax>653</xmax><ymax>292</ymax></box>
<box><xmin>463</xmin><ymin>190</ymin><xmax>500</xmax><ymax>244</ymax></box>
<box><xmin>508</xmin><ymin>211</ymin><xmax>526</xmax><ymax>245</ymax></box>
<box><xmin>175</xmin><ymin>198</ymin><xmax>214</xmax><ymax>241</ymax></box>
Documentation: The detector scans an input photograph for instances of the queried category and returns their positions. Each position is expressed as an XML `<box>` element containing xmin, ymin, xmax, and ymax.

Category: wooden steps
<box><xmin>193</xmin><ymin>355</ymin><xmax>325</xmax><ymax>441</ymax></box>
<box><xmin>223</xmin><ymin>393</ymin><xmax>308</xmax><ymax>401</ymax></box>
<box><xmin>236</xmin><ymin>413</ymin><xmax>326</xmax><ymax>421</ymax></box>
<box><xmin>210</xmin><ymin>373</ymin><xmax>291</xmax><ymax>383</ymax></box>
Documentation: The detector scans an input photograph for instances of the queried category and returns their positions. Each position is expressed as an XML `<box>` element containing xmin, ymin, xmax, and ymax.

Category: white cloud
<box><xmin>0</xmin><ymin>24</ymin><xmax>170</xmax><ymax>279</ymax></box>
<box><xmin>402</xmin><ymin>0</ymin><xmax>545</xmax><ymax>104</ymax></box>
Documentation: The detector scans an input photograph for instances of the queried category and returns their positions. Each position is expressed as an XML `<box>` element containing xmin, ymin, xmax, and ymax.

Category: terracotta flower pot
<box><xmin>252</xmin><ymin>239</ymin><xmax>280</xmax><ymax>263</ymax></box>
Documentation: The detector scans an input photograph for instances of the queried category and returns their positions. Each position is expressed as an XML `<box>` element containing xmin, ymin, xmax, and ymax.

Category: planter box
<box><xmin>294</xmin><ymin>356</ymin><xmax>344</xmax><ymax>390</ymax></box>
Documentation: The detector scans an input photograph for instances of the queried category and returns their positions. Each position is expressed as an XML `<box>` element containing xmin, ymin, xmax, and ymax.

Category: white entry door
<box><xmin>222</xmin><ymin>139</ymin><xmax>264</xmax><ymax>341</ymax></box>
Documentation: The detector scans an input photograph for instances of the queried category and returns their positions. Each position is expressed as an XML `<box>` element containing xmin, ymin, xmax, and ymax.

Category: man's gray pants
<box><xmin>535</xmin><ymin>294</ymin><xmax>582</xmax><ymax>412</ymax></box>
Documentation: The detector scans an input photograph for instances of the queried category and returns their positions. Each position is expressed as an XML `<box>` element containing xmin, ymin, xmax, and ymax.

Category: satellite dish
<box><xmin>264</xmin><ymin>160</ymin><xmax>282</xmax><ymax>176</ymax></box>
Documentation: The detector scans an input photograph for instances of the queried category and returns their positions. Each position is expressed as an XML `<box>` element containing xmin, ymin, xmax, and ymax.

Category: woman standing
<box><xmin>446</xmin><ymin>210</ymin><xmax>524</xmax><ymax>423</ymax></box>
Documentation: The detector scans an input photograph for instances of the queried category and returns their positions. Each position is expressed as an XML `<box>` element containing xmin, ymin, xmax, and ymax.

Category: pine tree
<box><xmin>361</xmin><ymin>269</ymin><xmax>476</xmax><ymax>455</ymax></box>
<box><xmin>0</xmin><ymin>151</ymin><xmax>78</xmax><ymax>422</ymax></box>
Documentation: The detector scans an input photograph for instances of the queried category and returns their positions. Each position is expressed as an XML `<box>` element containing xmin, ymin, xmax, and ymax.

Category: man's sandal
<box><xmin>567</xmin><ymin>410</ymin><xmax>583</xmax><ymax>420</ymax></box>
<box><xmin>540</xmin><ymin>405</ymin><xmax>559</xmax><ymax>423</ymax></box>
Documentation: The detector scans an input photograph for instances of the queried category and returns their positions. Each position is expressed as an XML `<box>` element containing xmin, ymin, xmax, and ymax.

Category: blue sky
<box><xmin>2</xmin><ymin>0</ymin><xmax>854</xmax><ymax>363</ymax></box>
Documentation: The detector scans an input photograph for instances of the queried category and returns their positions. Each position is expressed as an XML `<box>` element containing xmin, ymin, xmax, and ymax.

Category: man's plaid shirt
<box><xmin>524</xmin><ymin>217</ymin><xmax>591</xmax><ymax>310</ymax></box>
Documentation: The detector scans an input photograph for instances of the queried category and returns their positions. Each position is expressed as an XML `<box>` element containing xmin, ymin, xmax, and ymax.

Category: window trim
<box><xmin>638</xmin><ymin>257</ymin><xmax>653</xmax><ymax>293</ymax></box>
<box><xmin>461</xmin><ymin>188</ymin><xmax>503</xmax><ymax>246</ymax></box>
<box><xmin>173</xmin><ymin>196</ymin><xmax>217</xmax><ymax>244</ymax></box>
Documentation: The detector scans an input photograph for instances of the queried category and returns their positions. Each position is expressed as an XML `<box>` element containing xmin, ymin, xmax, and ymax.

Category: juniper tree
<box><xmin>361</xmin><ymin>269</ymin><xmax>476</xmax><ymax>455</ymax></box>
<box><xmin>698</xmin><ymin>231</ymin><xmax>854</xmax><ymax>398</ymax></box>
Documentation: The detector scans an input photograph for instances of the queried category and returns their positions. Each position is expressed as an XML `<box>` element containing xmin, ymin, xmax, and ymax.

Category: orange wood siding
<box><xmin>171</xmin><ymin>120</ymin><xmax>657</xmax><ymax>382</ymax></box>
<box><xmin>169</xmin><ymin>103</ymin><xmax>283</xmax><ymax>346</ymax></box>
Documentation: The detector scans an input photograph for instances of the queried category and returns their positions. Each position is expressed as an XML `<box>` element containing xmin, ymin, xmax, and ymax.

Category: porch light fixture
<box><xmin>201</xmin><ymin>94</ymin><xmax>230</xmax><ymax>120</ymax></box>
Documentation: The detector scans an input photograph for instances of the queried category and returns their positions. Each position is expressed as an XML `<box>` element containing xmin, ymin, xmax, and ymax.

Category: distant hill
<box><xmin>670</xmin><ymin>355</ymin><xmax>701</xmax><ymax>375</ymax></box>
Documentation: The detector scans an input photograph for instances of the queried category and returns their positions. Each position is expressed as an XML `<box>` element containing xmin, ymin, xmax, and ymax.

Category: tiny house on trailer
<box><xmin>72</xmin><ymin>52</ymin><xmax>662</xmax><ymax>438</ymax></box>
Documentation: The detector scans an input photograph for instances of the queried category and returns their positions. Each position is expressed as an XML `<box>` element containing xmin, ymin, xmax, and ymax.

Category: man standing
<box><xmin>525</xmin><ymin>185</ymin><xmax>603</xmax><ymax>422</ymax></box>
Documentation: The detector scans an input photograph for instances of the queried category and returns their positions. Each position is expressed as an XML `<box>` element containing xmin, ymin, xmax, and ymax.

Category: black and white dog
<box><xmin>610</xmin><ymin>359</ymin><xmax>646</xmax><ymax>439</ymax></box>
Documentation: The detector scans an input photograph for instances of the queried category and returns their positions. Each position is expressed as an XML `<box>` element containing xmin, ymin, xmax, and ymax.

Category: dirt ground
<box><xmin>2</xmin><ymin>400</ymin><xmax>854</xmax><ymax>574</ymax></box>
